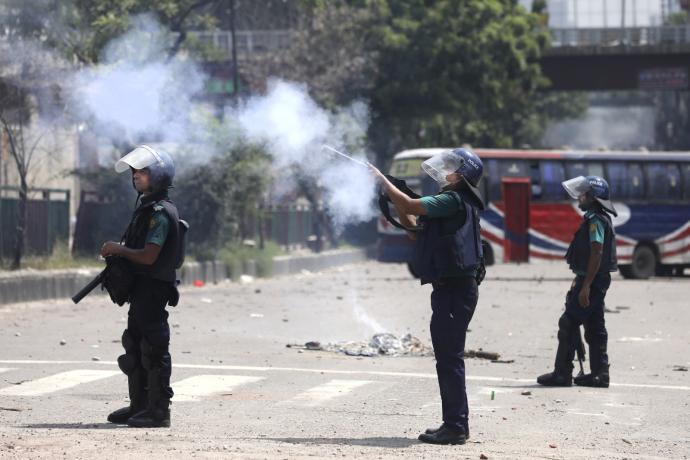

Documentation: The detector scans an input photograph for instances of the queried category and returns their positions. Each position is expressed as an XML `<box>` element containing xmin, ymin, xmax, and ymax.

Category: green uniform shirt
<box><xmin>420</xmin><ymin>193</ymin><xmax>478</xmax><ymax>278</ymax></box>
<box><xmin>145</xmin><ymin>206</ymin><xmax>170</xmax><ymax>247</ymax></box>
<box><xmin>573</xmin><ymin>211</ymin><xmax>606</xmax><ymax>276</ymax></box>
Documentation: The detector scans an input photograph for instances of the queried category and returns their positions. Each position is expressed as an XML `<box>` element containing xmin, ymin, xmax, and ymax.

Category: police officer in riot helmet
<box><xmin>370</xmin><ymin>148</ymin><xmax>485</xmax><ymax>445</ymax></box>
<box><xmin>538</xmin><ymin>176</ymin><xmax>618</xmax><ymax>388</ymax></box>
<box><xmin>101</xmin><ymin>145</ymin><xmax>183</xmax><ymax>427</ymax></box>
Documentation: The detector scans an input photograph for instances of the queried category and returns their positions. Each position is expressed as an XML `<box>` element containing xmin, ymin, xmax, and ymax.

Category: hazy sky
<box><xmin>518</xmin><ymin>0</ymin><xmax>678</xmax><ymax>28</ymax></box>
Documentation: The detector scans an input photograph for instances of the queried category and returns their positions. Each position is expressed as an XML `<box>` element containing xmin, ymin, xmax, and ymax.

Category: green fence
<box><xmin>0</xmin><ymin>187</ymin><xmax>70</xmax><ymax>258</ymax></box>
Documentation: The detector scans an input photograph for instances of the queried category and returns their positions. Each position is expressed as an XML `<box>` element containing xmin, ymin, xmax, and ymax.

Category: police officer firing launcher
<box><xmin>370</xmin><ymin>148</ymin><xmax>485</xmax><ymax>446</ymax></box>
<box><xmin>100</xmin><ymin>145</ymin><xmax>185</xmax><ymax>428</ymax></box>
<box><xmin>538</xmin><ymin>175</ymin><xmax>618</xmax><ymax>388</ymax></box>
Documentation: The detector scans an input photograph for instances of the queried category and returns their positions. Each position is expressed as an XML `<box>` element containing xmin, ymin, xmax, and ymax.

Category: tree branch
<box><xmin>167</xmin><ymin>0</ymin><xmax>221</xmax><ymax>60</ymax></box>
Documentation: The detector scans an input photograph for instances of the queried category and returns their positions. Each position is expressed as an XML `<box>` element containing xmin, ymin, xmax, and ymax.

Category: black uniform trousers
<box><xmin>125</xmin><ymin>276</ymin><xmax>174</xmax><ymax>400</ymax></box>
<box><xmin>430</xmin><ymin>276</ymin><xmax>478</xmax><ymax>434</ymax></box>
<box><xmin>555</xmin><ymin>273</ymin><xmax>611</xmax><ymax>375</ymax></box>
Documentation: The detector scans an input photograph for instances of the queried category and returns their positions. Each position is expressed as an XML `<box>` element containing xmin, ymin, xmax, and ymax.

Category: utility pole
<box><xmin>229</xmin><ymin>0</ymin><xmax>239</xmax><ymax>100</ymax></box>
<box><xmin>622</xmin><ymin>0</ymin><xmax>626</xmax><ymax>29</ymax></box>
<box><xmin>603</xmin><ymin>0</ymin><xmax>608</xmax><ymax>28</ymax></box>
<box><xmin>573</xmin><ymin>0</ymin><xmax>579</xmax><ymax>28</ymax></box>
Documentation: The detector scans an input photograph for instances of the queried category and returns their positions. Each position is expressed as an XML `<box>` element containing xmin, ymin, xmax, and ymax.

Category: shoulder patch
<box><xmin>153</xmin><ymin>203</ymin><xmax>165</xmax><ymax>212</ymax></box>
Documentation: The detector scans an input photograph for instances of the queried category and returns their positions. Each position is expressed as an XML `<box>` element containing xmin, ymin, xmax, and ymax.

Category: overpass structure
<box><xmin>543</xmin><ymin>25</ymin><xmax>690</xmax><ymax>91</ymax></box>
<box><xmin>190</xmin><ymin>26</ymin><xmax>690</xmax><ymax>93</ymax></box>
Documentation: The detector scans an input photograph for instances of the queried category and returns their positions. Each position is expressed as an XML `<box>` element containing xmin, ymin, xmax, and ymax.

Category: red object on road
<box><xmin>193</xmin><ymin>280</ymin><xmax>205</xmax><ymax>287</ymax></box>
<box><xmin>501</xmin><ymin>177</ymin><xmax>531</xmax><ymax>263</ymax></box>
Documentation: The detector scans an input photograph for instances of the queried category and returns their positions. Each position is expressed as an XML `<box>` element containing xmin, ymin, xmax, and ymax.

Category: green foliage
<box><xmin>218</xmin><ymin>241</ymin><xmax>283</xmax><ymax>279</ymax></box>
<box><xmin>2</xmin><ymin>0</ymin><xmax>220</xmax><ymax>64</ymax></box>
<box><xmin>173</xmin><ymin>132</ymin><xmax>272</xmax><ymax>257</ymax></box>
<box><xmin>265</xmin><ymin>0</ymin><xmax>585</xmax><ymax>160</ymax></box>
<box><xmin>367</xmin><ymin>0</ymin><xmax>552</xmax><ymax>154</ymax></box>
<box><xmin>4</xmin><ymin>240</ymin><xmax>102</xmax><ymax>270</ymax></box>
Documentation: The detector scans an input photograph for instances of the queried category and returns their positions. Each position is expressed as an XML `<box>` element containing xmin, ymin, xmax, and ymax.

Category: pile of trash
<box><xmin>287</xmin><ymin>335</ymin><xmax>509</xmax><ymax>362</ymax></box>
<box><xmin>287</xmin><ymin>333</ymin><xmax>433</xmax><ymax>357</ymax></box>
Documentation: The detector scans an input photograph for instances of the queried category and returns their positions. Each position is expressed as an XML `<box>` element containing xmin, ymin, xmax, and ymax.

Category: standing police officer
<box><xmin>538</xmin><ymin>176</ymin><xmax>617</xmax><ymax>388</ymax></box>
<box><xmin>101</xmin><ymin>145</ymin><xmax>183</xmax><ymax>427</ymax></box>
<box><xmin>370</xmin><ymin>148</ymin><xmax>485</xmax><ymax>445</ymax></box>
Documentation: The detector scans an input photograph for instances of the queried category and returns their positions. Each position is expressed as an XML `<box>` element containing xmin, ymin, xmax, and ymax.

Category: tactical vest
<box><xmin>123</xmin><ymin>195</ymin><xmax>182</xmax><ymax>283</ymax></box>
<box><xmin>565</xmin><ymin>211</ymin><xmax>618</xmax><ymax>274</ymax></box>
<box><xmin>412</xmin><ymin>190</ymin><xmax>483</xmax><ymax>284</ymax></box>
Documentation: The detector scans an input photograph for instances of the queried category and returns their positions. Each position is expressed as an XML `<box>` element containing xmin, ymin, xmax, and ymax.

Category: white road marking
<box><xmin>0</xmin><ymin>368</ymin><xmax>13</xmax><ymax>374</ymax></box>
<box><xmin>285</xmin><ymin>379</ymin><xmax>373</xmax><ymax>406</ymax></box>
<box><xmin>0</xmin><ymin>369</ymin><xmax>120</xmax><ymax>396</ymax></box>
<box><xmin>0</xmin><ymin>360</ymin><xmax>689</xmax><ymax>392</ymax></box>
<box><xmin>173</xmin><ymin>375</ymin><xmax>264</xmax><ymax>402</ymax></box>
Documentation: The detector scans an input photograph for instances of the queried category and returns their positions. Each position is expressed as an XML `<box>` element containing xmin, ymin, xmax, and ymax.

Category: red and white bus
<box><xmin>377</xmin><ymin>148</ymin><xmax>690</xmax><ymax>279</ymax></box>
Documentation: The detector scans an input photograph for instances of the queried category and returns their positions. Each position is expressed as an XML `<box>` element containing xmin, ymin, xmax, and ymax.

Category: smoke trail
<box><xmin>232</xmin><ymin>79</ymin><xmax>376</xmax><ymax>228</ymax></box>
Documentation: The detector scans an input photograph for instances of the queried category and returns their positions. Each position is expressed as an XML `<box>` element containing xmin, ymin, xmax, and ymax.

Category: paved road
<box><xmin>0</xmin><ymin>261</ymin><xmax>688</xmax><ymax>459</ymax></box>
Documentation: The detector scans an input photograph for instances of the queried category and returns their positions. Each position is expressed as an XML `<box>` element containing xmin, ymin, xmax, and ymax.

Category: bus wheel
<box><xmin>629</xmin><ymin>246</ymin><xmax>657</xmax><ymax>279</ymax></box>
<box><xmin>407</xmin><ymin>262</ymin><xmax>420</xmax><ymax>279</ymax></box>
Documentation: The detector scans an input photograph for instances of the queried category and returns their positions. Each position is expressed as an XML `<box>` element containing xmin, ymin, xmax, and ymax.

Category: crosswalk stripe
<box><xmin>173</xmin><ymin>375</ymin><xmax>265</xmax><ymax>402</ymax></box>
<box><xmin>0</xmin><ymin>369</ymin><xmax>120</xmax><ymax>396</ymax></box>
<box><xmin>286</xmin><ymin>379</ymin><xmax>374</xmax><ymax>407</ymax></box>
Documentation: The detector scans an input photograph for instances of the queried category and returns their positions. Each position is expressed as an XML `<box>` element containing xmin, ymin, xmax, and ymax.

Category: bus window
<box><xmin>486</xmin><ymin>159</ymin><xmax>528</xmax><ymax>201</ymax></box>
<box><xmin>682</xmin><ymin>164</ymin><xmax>690</xmax><ymax>200</ymax></box>
<box><xmin>540</xmin><ymin>160</ymin><xmax>567</xmax><ymax>200</ymax></box>
<box><xmin>607</xmin><ymin>162</ymin><xmax>644</xmax><ymax>199</ymax></box>
<box><xmin>626</xmin><ymin>163</ymin><xmax>645</xmax><ymax>199</ymax></box>
<box><xmin>645</xmin><ymin>163</ymin><xmax>681</xmax><ymax>200</ymax></box>
<box><xmin>565</xmin><ymin>161</ymin><xmax>604</xmax><ymax>178</ymax></box>
<box><xmin>529</xmin><ymin>161</ymin><xmax>542</xmax><ymax>200</ymax></box>
<box><xmin>606</xmin><ymin>162</ymin><xmax>627</xmax><ymax>199</ymax></box>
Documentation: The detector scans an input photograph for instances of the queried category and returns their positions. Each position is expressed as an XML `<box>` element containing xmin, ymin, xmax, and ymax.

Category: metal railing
<box><xmin>550</xmin><ymin>25</ymin><xmax>690</xmax><ymax>48</ymax></box>
<box><xmin>187</xmin><ymin>30</ymin><xmax>293</xmax><ymax>56</ymax></box>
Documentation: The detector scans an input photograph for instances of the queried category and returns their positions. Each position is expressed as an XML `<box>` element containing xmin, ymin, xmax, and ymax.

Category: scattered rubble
<box><xmin>287</xmin><ymin>335</ymin><xmax>506</xmax><ymax>359</ymax></box>
<box><xmin>673</xmin><ymin>365</ymin><xmax>688</xmax><ymax>372</ymax></box>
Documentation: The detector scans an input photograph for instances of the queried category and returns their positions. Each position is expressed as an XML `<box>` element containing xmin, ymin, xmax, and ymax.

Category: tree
<box><xmin>0</xmin><ymin>84</ymin><xmax>43</xmax><ymax>269</ymax></box>
<box><xmin>243</xmin><ymin>1</ymin><xmax>381</xmax><ymax>108</ymax></box>
<box><xmin>366</xmin><ymin>0</ymin><xmax>554</xmax><ymax>158</ymax></box>
<box><xmin>1</xmin><ymin>0</ymin><xmax>222</xmax><ymax>65</ymax></box>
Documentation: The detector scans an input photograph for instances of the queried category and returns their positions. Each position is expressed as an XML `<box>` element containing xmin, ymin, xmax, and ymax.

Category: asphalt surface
<box><xmin>0</xmin><ymin>261</ymin><xmax>688</xmax><ymax>459</ymax></box>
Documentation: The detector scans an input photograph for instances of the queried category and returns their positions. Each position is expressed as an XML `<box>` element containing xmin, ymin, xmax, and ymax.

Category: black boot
<box><xmin>574</xmin><ymin>364</ymin><xmax>609</xmax><ymax>388</ymax></box>
<box><xmin>538</xmin><ymin>314</ymin><xmax>576</xmax><ymax>387</ymax></box>
<box><xmin>418</xmin><ymin>426</ymin><xmax>467</xmax><ymax>445</ymax></box>
<box><xmin>425</xmin><ymin>424</ymin><xmax>470</xmax><ymax>439</ymax></box>
<box><xmin>127</xmin><ymin>367</ymin><xmax>171</xmax><ymax>428</ymax></box>
<box><xmin>537</xmin><ymin>371</ymin><xmax>572</xmax><ymax>387</ymax></box>
<box><xmin>108</xmin><ymin>368</ymin><xmax>147</xmax><ymax>424</ymax></box>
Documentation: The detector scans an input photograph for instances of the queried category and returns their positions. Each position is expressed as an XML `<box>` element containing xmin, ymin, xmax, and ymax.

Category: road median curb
<box><xmin>0</xmin><ymin>248</ymin><xmax>370</xmax><ymax>305</ymax></box>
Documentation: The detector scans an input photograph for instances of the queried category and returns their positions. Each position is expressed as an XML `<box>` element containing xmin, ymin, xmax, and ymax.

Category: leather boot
<box><xmin>108</xmin><ymin>368</ymin><xmax>147</xmax><ymax>423</ymax></box>
<box><xmin>537</xmin><ymin>371</ymin><xmax>573</xmax><ymax>387</ymax></box>
<box><xmin>574</xmin><ymin>364</ymin><xmax>610</xmax><ymax>388</ymax></box>
<box><xmin>127</xmin><ymin>367</ymin><xmax>171</xmax><ymax>428</ymax></box>
<box><xmin>418</xmin><ymin>426</ymin><xmax>467</xmax><ymax>445</ymax></box>
<box><xmin>425</xmin><ymin>424</ymin><xmax>470</xmax><ymax>439</ymax></box>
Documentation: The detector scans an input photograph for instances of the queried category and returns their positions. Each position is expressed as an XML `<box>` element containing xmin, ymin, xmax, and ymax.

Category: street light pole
<box><xmin>229</xmin><ymin>0</ymin><xmax>239</xmax><ymax>100</ymax></box>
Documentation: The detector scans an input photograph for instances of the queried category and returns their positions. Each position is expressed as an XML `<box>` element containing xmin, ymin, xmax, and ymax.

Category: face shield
<box><xmin>562</xmin><ymin>176</ymin><xmax>592</xmax><ymax>200</ymax></box>
<box><xmin>115</xmin><ymin>145</ymin><xmax>164</xmax><ymax>173</ymax></box>
<box><xmin>421</xmin><ymin>150</ymin><xmax>465</xmax><ymax>188</ymax></box>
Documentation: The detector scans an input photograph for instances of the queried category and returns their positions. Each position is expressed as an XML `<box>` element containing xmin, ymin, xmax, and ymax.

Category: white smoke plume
<box><xmin>232</xmin><ymin>79</ymin><xmax>376</xmax><ymax>228</ymax></box>
<box><xmin>3</xmin><ymin>14</ymin><xmax>377</xmax><ymax>228</ymax></box>
<box><xmin>70</xmin><ymin>15</ymin><xmax>206</xmax><ymax>144</ymax></box>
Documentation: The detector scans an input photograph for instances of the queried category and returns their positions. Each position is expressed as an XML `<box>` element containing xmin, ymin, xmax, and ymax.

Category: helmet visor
<box><xmin>115</xmin><ymin>145</ymin><xmax>163</xmax><ymax>173</ymax></box>
<box><xmin>421</xmin><ymin>150</ymin><xmax>465</xmax><ymax>187</ymax></box>
<box><xmin>562</xmin><ymin>176</ymin><xmax>592</xmax><ymax>200</ymax></box>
